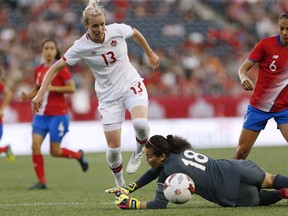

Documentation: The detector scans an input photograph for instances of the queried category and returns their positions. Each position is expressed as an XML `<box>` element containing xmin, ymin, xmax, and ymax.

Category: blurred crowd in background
<box><xmin>0</xmin><ymin>0</ymin><xmax>287</xmax><ymax>101</ymax></box>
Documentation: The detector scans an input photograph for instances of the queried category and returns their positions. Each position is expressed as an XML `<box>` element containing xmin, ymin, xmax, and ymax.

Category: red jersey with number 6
<box><xmin>34</xmin><ymin>64</ymin><xmax>72</xmax><ymax>116</ymax></box>
<box><xmin>248</xmin><ymin>35</ymin><xmax>288</xmax><ymax>112</ymax></box>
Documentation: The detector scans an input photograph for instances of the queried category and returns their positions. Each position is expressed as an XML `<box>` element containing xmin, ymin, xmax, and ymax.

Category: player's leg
<box><xmin>0</xmin><ymin>123</ymin><xmax>8</xmax><ymax>155</ymax></box>
<box><xmin>259</xmin><ymin>173</ymin><xmax>288</xmax><ymax>205</ymax></box>
<box><xmin>276</xmin><ymin>108</ymin><xmax>288</xmax><ymax>143</ymax></box>
<box><xmin>258</xmin><ymin>190</ymin><xmax>284</xmax><ymax>206</ymax></box>
<box><xmin>261</xmin><ymin>172</ymin><xmax>288</xmax><ymax>190</ymax></box>
<box><xmin>29</xmin><ymin>132</ymin><xmax>47</xmax><ymax>190</ymax></box>
<box><xmin>0</xmin><ymin>146</ymin><xmax>6</xmax><ymax>154</ymax></box>
<box><xmin>236</xmin><ymin>163</ymin><xmax>282</xmax><ymax>206</ymax></box>
<box><xmin>49</xmin><ymin>115</ymin><xmax>88</xmax><ymax>172</ymax></box>
<box><xmin>254</xmin><ymin>171</ymin><xmax>288</xmax><ymax>205</ymax></box>
<box><xmin>235</xmin><ymin>184</ymin><xmax>260</xmax><ymax>206</ymax></box>
<box><xmin>0</xmin><ymin>124</ymin><xmax>15</xmax><ymax>162</ymax></box>
<box><xmin>4</xmin><ymin>144</ymin><xmax>15</xmax><ymax>162</ymax></box>
<box><xmin>233</xmin><ymin>105</ymin><xmax>269</xmax><ymax>160</ymax></box>
<box><xmin>125</xmin><ymin>81</ymin><xmax>149</xmax><ymax>174</ymax></box>
<box><xmin>233</xmin><ymin>128</ymin><xmax>260</xmax><ymax>159</ymax></box>
<box><xmin>104</xmin><ymin>127</ymin><xmax>125</xmax><ymax>187</ymax></box>
<box><xmin>99</xmin><ymin>98</ymin><xmax>126</xmax><ymax>186</ymax></box>
<box><xmin>236</xmin><ymin>162</ymin><xmax>283</xmax><ymax>206</ymax></box>
<box><xmin>279</xmin><ymin>123</ymin><xmax>288</xmax><ymax>142</ymax></box>
<box><xmin>0</xmin><ymin>124</ymin><xmax>4</xmax><ymax>154</ymax></box>
<box><xmin>0</xmin><ymin>146</ymin><xmax>12</xmax><ymax>160</ymax></box>
<box><xmin>29</xmin><ymin>115</ymin><xmax>49</xmax><ymax>189</ymax></box>
<box><xmin>126</xmin><ymin>106</ymin><xmax>149</xmax><ymax>174</ymax></box>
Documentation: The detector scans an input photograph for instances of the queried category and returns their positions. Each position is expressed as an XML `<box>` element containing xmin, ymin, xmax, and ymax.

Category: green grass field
<box><xmin>1</xmin><ymin>146</ymin><xmax>288</xmax><ymax>216</ymax></box>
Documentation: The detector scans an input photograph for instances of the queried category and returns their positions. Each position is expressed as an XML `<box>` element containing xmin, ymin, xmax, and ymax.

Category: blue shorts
<box><xmin>0</xmin><ymin>123</ymin><xmax>2</xmax><ymax>140</ymax></box>
<box><xmin>32</xmin><ymin>114</ymin><xmax>69</xmax><ymax>143</ymax></box>
<box><xmin>243</xmin><ymin>105</ymin><xmax>288</xmax><ymax>131</ymax></box>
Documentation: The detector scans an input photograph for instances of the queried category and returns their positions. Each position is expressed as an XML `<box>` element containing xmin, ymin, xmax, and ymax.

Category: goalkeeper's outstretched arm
<box><xmin>115</xmin><ymin>183</ymin><xmax>169</xmax><ymax>210</ymax></box>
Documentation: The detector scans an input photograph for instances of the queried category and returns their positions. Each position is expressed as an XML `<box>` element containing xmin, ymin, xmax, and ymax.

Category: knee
<box><xmin>132</xmin><ymin>118</ymin><xmax>149</xmax><ymax>135</ymax></box>
<box><xmin>31</xmin><ymin>142</ymin><xmax>41</xmax><ymax>154</ymax></box>
<box><xmin>234</xmin><ymin>151</ymin><xmax>248</xmax><ymax>160</ymax></box>
<box><xmin>50</xmin><ymin>147</ymin><xmax>62</xmax><ymax>157</ymax></box>
<box><xmin>234</xmin><ymin>145</ymin><xmax>251</xmax><ymax>160</ymax></box>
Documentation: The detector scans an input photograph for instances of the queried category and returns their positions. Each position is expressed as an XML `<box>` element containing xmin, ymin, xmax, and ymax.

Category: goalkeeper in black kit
<box><xmin>105</xmin><ymin>134</ymin><xmax>288</xmax><ymax>209</ymax></box>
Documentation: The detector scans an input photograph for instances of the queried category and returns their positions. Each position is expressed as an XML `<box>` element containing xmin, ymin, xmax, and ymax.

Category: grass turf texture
<box><xmin>1</xmin><ymin>146</ymin><xmax>288</xmax><ymax>216</ymax></box>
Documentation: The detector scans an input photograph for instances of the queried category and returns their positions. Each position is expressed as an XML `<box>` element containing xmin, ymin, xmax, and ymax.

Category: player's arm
<box><xmin>0</xmin><ymin>84</ymin><xmax>12</xmax><ymax>118</ymax></box>
<box><xmin>48</xmin><ymin>79</ymin><xmax>75</xmax><ymax>94</ymax></box>
<box><xmin>108</xmin><ymin>168</ymin><xmax>168</xmax><ymax>210</ymax></box>
<box><xmin>238</xmin><ymin>59</ymin><xmax>255</xmax><ymax>91</ymax></box>
<box><xmin>31</xmin><ymin>58</ymin><xmax>67</xmax><ymax>113</ymax></box>
<box><xmin>135</xmin><ymin>167</ymin><xmax>162</xmax><ymax>188</ymax></box>
<box><xmin>21</xmin><ymin>87</ymin><xmax>38</xmax><ymax>101</ymax></box>
<box><xmin>131</xmin><ymin>28</ymin><xmax>159</xmax><ymax>70</ymax></box>
<box><xmin>114</xmin><ymin>182</ymin><xmax>168</xmax><ymax>210</ymax></box>
<box><xmin>105</xmin><ymin>167</ymin><xmax>161</xmax><ymax>195</ymax></box>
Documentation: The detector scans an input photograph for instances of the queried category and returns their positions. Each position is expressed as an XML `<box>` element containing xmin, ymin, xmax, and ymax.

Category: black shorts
<box><xmin>235</xmin><ymin>160</ymin><xmax>266</xmax><ymax>206</ymax></box>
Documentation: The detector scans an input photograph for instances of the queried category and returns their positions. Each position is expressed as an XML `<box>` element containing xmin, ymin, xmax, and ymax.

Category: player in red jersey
<box><xmin>22</xmin><ymin>38</ymin><xmax>89</xmax><ymax>190</ymax></box>
<box><xmin>0</xmin><ymin>81</ymin><xmax>15</xmax><ymax>162</ymax></box>
<box><xmin>233</xmin><ymin>11</ymin><xmax>288</xmax><ymax>160</ymax></box>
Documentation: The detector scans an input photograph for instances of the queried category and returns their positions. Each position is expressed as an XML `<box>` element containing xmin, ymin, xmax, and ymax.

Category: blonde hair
<box><xmin>83</xmin><ymin>0</ymin><xmax>105</xmax><ymax>25</ymax></box>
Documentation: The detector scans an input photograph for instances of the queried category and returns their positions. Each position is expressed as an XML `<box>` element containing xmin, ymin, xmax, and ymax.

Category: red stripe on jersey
<box><xmin>86</xmin><ymin>33</ymin><xmax>90</xmax><ymax>40</ymax></box>
<box><xmin>270</xmin><ymin>85</ymin><xmax>288</xmax><ymax>112</ymax></box>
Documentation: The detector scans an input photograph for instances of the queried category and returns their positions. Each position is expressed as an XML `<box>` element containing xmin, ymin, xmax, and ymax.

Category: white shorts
<box><xmin>98</xmin><ymin>81</ymin><xmax>149</xmax><ymax>124</ymax></box>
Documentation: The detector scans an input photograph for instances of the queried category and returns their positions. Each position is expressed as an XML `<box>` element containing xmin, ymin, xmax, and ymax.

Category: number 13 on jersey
<box><xmin>130</xmin><ymin>82</ymin><xmax>143</xmax><ymax>95</ymax></box>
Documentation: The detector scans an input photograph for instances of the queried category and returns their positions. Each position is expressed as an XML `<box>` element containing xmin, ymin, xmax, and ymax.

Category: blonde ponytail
<box><xmin>83</xmin><ymin>0</ymin><xmax>105</xmax><ymax>25</ymax></box>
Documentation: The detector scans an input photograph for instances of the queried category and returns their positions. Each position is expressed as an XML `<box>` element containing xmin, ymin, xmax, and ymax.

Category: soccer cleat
<box><xmin>5</xmin><ymin>144</ymin><xmax>15</xmax><ymax>163</ymax></box>
<box><xmin>126</xmin><ymin>151</ymin><xmax>144</xmax><ymax>174</ymax></box>
<box><xmin>78</xmin><ymin>150</ymin><xmax>89</xmax><ymax>172</ymax></box>
<box><xmin>278</xmin><ymin>188</ymin><xmax>288</xmax><ymax>199</ymax></box>
<box><xmin>28</xmin><ymin>182</ymin><xmax>47</xmax><ymax>190</ymax></box>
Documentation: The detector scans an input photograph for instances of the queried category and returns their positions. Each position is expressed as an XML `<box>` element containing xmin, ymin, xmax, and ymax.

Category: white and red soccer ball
<box><xmin>163</xmin><ymin>173</ymin><xmax>195</xmax><ymax>204</ymax></box>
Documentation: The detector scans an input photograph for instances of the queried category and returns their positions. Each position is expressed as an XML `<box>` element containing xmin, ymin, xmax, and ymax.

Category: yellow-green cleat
<box><xmin>5</xmin><ymin>144</ymin><xmax>15</xmax><ymax>163</ymax></box>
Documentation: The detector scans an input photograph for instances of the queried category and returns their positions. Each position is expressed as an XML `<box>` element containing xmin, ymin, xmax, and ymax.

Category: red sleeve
<box><xmin>248</xmin><ymin>39</ymin><xmax>265</xmax><ymax>63</ymax></box>
<box><xmin>0</xmin><ymin>82</ymin><xmax>4</xmax><ymax>92</ymax></box>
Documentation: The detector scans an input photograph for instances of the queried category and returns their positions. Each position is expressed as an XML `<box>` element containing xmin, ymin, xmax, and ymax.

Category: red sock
<box><xmin>32</xmin><ymin>154</ymin><xmax>46</xmax><ymax>184</ymax></box>
<box><xmin>109</xmin><ymin>164</ymin><xmax>123</xmax><ymax>173</ymax></box>
<box><xmin>61</xmin><ymin>148</ymin><xmax>81</xmax><ymax>159</ymax></box>
<box><xmin>0</xmin><ymin>146</ymin><xmax>8</xmax><ymax>154</ymax></box>
<box><xmin>136</xmin><ymin>137</ymin><xmax>147</xmax><ymax>145</ymax></box>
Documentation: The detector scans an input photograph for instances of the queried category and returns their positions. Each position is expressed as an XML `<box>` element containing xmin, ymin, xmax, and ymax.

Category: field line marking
<box><xmin>0</xmin><ymin>202</ymin><xmax>114</xmax><ymax>207</ymax></box>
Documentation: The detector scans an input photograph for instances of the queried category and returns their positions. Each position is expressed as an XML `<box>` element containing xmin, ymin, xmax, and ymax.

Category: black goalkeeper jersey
<box><xmin>138</xmin><ymin>149</ymin><xmax>265</xmax><ymax>208</ymax></box>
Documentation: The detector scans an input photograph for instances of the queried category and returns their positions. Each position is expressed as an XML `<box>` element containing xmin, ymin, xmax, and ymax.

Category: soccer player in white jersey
<box><xmin>31</xmin><ymin>0</ymin><xmax>160</xmax><ymax>187</ymax></box>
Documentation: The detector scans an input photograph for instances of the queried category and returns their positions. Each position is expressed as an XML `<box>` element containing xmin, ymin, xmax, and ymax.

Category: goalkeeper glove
<box><xmin>115</xmin><ymin>194</ymin><xmax>141</xmax><ymax>210</ymax></box>
<box><xmin>122</xmin><ymin>182</ymin><xmax>137</xmax><ymax>194</ymax></box>
<box><xmin>105</xmin><ymin>182</ymin><xmax>137</xmax><ymax>195</ymax></box>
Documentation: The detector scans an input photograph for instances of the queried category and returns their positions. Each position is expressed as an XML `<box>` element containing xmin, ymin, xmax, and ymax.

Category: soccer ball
<box><xmin>163</xmin><ymin>173</ymin><xmax>195</xmax><ymax>204</ymax></box>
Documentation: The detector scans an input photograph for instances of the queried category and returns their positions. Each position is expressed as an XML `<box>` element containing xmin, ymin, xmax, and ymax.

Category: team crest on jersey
<box><xmin>111</xmin><ymin>40</ymin><xmax>117</xmax><ymax>47</ymax></box>
<box><xmin>272</xmin><ymin>55</ymin><xmax>279</xmax><ymax>59</ymax></box>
